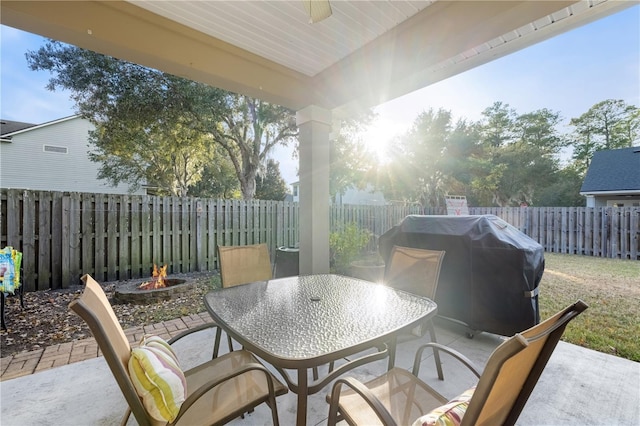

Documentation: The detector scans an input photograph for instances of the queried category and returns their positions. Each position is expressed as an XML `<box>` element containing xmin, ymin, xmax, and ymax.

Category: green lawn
<box><xmin>539</xmin><ymin>253</ymin><xmax>640</xmax><ymax>362</ymax></box>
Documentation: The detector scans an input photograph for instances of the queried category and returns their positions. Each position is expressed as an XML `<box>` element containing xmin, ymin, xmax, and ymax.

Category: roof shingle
<box><xmin>1</xmin><ymin>120</ymin><xmax>37</xmax><ymax>136</ymax></box>
<box><xmin>580</xmin><ymin>147</ymin><xmax>640</xmax><ymax>193</ymax></box>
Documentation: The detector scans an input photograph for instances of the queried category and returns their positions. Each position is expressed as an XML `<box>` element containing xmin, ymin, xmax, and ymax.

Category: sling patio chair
<box><xmin>216</xmin><ymin>243</ymin><xmax>323</xmax><ymax>380</ymax></box>
<box><xmin>215</xmin><ymin>243</ymin><xmax>273</xmax><ymax>355</ymax></box>
<box><xmin>384</xmin><ymin>246</ymin><xmax>446</xmax><ymax>379</ymax></box>
<box><xmin>327</xmin><ymin>300</ymin><xmax>588</xmax><ymax>426</ymax></box>
<box><xmin>69</xmin><ymin>274</ymin><xmax>287</xmax><ymax>426</ymax></box>
<box><xmin>218</xmin><ymin>243</ymin><xmax>273</xmax><ymax>288</ymax></box>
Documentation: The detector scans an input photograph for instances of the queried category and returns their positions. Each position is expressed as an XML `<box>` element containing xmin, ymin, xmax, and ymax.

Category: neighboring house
<box><xmin>283</xmin><ymin>193</ymin><xmax>294</xmax><ymax>202</ymax></box>
<box><xmin>291</xmin><ymin>181</ymin><xmax>387</xmax><ymax>205</ymax></box>
<box><xmin>579</xmin><ymin>146</ymin><xmax>640</xmax><ymax>207</ymax></box>
<box><xmin>1</xmin><ymin>116</ymin><xmax>144</xmax><ymax>194</ymax></box>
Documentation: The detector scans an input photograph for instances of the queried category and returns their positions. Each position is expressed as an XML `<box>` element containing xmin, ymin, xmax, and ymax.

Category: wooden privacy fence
<box><xmin>470</xmin><ymin>206</ymin><xmax>640</xmax><ymax>261</ymax></box>
<box><xmin>1</xmin><ymin>189</ymin><xmax>638</xmax><ymax>292</ymax></box>
<box><xmin>342</xmin><ymin>206</ymin><xmax>639</xmax><ymax>260</ymax></box>
<box><xmin>1</xmin><ymin>190</ymin><xmax>298</xmax><ymax>291</ymax></box>
<box><xmin>0</xmin><ymin>190</ymin><xmax>419</xmax><ymax>291</ymax></box>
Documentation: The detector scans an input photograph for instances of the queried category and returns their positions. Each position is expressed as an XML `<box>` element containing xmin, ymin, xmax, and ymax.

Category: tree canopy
<box><xmin>569</xmin><ymin>100</ymin><xmax>639</xmax><ymax>173</ymax></box>
<box><xmin>370</xmin><ymin>100</ymin><xmax>638</xmax><ymax>208</ymax></box>
<box><xmin>26</xmin><ymin>40</ymin><xmax>297</xmax><ymax>198</ymax></box>
<box><xmin>255</xmin><ymin>159</ymin><xmax>289</xmax><ymax>201</ymax></box>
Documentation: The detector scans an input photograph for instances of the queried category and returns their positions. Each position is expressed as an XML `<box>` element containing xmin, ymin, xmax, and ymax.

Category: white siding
<box><xmin>335</xmin><ymin>185</ymin><xmax>387</xmax><ymax>205</ymax></box>
<box><xmin>0</xmin><ymin>117</ymin><xmax>144</xmax><ymax>194</ymax></box>
<box><xmin>292</xmin><ymin>182</ymin><xmax>299</xmax><ymax>202</ymax></box>
<box><xmin>604</xmin><ymin>197</ymin><xmax>640</xmax><ymax>207</ymax></box>
<box><xmin>292</xmin><ymin>181</ymin><xmax>387</xmax><ymax>205</ymax></box>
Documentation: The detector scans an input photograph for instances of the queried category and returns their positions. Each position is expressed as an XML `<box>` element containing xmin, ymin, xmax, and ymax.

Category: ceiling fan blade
<box><xmin>303</xmin><ymin>0</ymin><xmax>332</xmax><ymax>23</ymax></box>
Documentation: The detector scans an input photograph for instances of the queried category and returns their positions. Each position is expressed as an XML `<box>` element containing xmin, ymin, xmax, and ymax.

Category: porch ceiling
<box><xmin>1</xmin><ymin>0</ymin><xmax>632</xmax><ymax>117</ymax></box>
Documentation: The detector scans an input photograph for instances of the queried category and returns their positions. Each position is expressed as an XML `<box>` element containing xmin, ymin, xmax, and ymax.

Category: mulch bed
<box><xmin>0</xmin><ymin>272</ymin><xmax>217</xmax><ymax>358</ymax></box>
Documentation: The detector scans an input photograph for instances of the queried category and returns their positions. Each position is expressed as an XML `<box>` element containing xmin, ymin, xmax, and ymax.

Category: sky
<box><xmin>1</xmin><ymin>4</ymin><xmax>639</xmax><ymax>185</ymax></box>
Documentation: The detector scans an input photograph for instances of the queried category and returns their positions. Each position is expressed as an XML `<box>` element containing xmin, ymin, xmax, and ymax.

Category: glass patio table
<box><xmin>204</xmin><ymin>273</ymin><xmax>437</xmax><ymax>426</ymax></box>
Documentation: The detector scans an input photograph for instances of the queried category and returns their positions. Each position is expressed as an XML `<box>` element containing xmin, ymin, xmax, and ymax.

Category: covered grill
<box><xmin>379</xmin><ymin>215</ymin><xmax>544</xmax><ymax>336</ymax></box>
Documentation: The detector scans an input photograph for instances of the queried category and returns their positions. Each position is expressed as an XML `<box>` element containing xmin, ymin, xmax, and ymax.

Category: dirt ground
<box><xmin>0</xmin><ymin>272</ymin><xmax>216</xmax><ymax>358</ymax></box>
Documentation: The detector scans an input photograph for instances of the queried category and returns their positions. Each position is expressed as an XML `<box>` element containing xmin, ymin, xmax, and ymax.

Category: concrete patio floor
<box><xmin>1</xmin><ymin>316</ymin><xmax>638</xmax><ymax>425</ymax></box>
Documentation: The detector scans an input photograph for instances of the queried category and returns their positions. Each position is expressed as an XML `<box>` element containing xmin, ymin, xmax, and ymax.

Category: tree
<box><xmin>534</xmin><ymin>164</ymin><xmax>586</xmax><ymax>207</ymax></box>
<box><xmin>569</xmin><ymin>100</ymin><xmax>640</xmax><ymax>172</ymax></box>
<box><xmin>379</xmin><ymin>109</ymin><xmax>453</xmax><ymax>208</ymax></box>
<box><xmin>375</xmin><ymin>110</ymin><xmax>483</xmax><ymax>208</ymax></box>
<box><xmin>479</xmin><ymin>102</ymin><xmax>517</xmax><ymax>147</ymax></box>
<box><xmin>27</xmin><ymin>40</ymin><xmax>223</xmax><ymax>195</ymax></box>
<box><xmin>514</xmin><ymin>108</ymin><xmax>566</xmax><ymax>154</ymax></box>
<box><xmin>328</xmin><ymin>112</ymin><xmax>376</xmax><ymax>201</ymax></box>
<box><xmin>187</xmin><ymin>145</ymin><xmax>240</xmax><ymax>198</ymax></box>
<box><xmin>475</xmin><ymin>142</ymin><xmax>558</xmax><ymax>206</ymax></box>
<box><xmin>472</xmin><ymin>106</ymin><xmax>563</xmax><ymax>206</ymax></box>
<box><xmin>255</xmin><ymin>159</ymin><xmax>288</xmax><ymax>200</ymax></box>
<box><xmin>614</xmin><ymin>104</ymin><xmax>640</xmax><ymax>147</ymax></box>
<box><xmin>204</xmin><ymin>95</ymin><xmax>298</xmax><ymax>199</ymax></box>
<box><xmin>91</xmin><ymin>116</ymin><xmax>216</xmax><ymax>196</ymax></box>
<box><xmin>439</xmin><ymin>119</ymin><xmax>483</xmax><ymax>203</ymax></box>
<box><xmin>26</xmin><ymin>40</ymin><xmax>298</xmax><ymax>198</ymax></box>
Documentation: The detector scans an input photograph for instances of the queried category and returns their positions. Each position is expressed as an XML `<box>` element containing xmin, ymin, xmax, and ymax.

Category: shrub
<box><xmin>329</xmin><ymin>223</ymin><xmax>371</xmax><ymax>274</ymax></box>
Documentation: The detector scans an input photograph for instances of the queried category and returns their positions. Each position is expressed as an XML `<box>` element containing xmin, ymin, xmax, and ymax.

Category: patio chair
<box><xmin>216</xmin><ymin>243</ymin><xmax>273</xmax><ymax>355</ymax></box>
<box><xmin>218</xmin><ymin>243</ymin><xmax>273</xmax><ymax>288</ymax></box>
<box><xmin>327</xmin><ymin>300</ymin><xmax>588</xmax><ymax>426</ymax></box>
<box><xmin>384</xmin><ymin>246</ymin><xmax>446</xmax><ymax>379</ymax></box>
<box><xmin>69</xmin><ymin>274</ymin><xmax>287</xmax><ymax>426</ymax></box>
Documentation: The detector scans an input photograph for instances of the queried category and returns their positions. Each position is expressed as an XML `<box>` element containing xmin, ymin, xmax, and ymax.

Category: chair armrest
<box><xmin>413</xmin><ymin>342</ymin><xmax>481</xmax><ymax>378</ymax></box>
<box><xmin>167</xmin><ymin>322</ymin><xmax>219</xmax><ymax>345</ymax></box>
<box><xmin>173</xmin><ymin>361</ymin><xmax>280</xmax><ymax>424</ymax></box>
<box><xmin>327</xmin><ymin>377</ymin><xmax>397</xmax><ymax>426</ymax></box>
<box><xmin>307</xmin><ymin>343</ymin><xmax>388</xmax><ymax>394</ymax></box>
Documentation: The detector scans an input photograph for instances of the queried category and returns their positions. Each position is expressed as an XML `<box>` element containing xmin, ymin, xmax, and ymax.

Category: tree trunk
<box><xmin>240</xmin><ymin>167</ymin><xmax>258</xmax><ymax>199</ymax></box>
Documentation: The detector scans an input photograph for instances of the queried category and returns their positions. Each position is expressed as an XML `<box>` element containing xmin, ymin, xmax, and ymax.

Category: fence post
<box><xmin>631</xmin><ymin>208</ymin><xmax>640</xmax><ymax>260</ymax></box>
<box><xmin>37</xmin><ymin>191</ymin><xmax>52</xmax><ymax>291</ymax></box>
<box><xmin>576</xmin><ymin>207</ymin><xmax>584</xmax><ymax>256</ymax></box>
<box><xmin>601</xmin><ymin>207</ymin><xmax>610</xmax><ymax>258</ymax></box>
<box><xmin>61</xmin><ymin>194</ymin><xmax>70</xmax><ymax>288</ymax></box>
<box><xmin>196</xmin><ymin>200</ymin><xmax>203</xmax><ymax>272</ymax></box>
<box><xmin>139</xmin><ymin>195</ymin><xmax>151</xmax><ymax>277</ymax></box>
<box><xmin>20</xmin><ymin>190</ymin><xmax>35</xmax><ymax>291</ymax></box>
<box><xmin>80</xmin><ymin>193</ymin><xmax>94</xmax><ymax>279</ymax></box>
<box><xmin>611</xmin><ymin>207</ymin><xmax>620</xmax><ymax>259</ymax></box>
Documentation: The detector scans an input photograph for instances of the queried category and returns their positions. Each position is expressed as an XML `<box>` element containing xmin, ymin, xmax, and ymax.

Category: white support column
<box><xmin>296</xmin><ymin>105</ymin><xmax>332</xmax><ymax>275</ymax></box>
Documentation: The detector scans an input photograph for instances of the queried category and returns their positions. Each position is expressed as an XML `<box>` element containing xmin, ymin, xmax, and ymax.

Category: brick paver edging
<box><xmin>0</xmin><ymin>312</ymin><xmax>211</xmax><ymax>381</ymax></box>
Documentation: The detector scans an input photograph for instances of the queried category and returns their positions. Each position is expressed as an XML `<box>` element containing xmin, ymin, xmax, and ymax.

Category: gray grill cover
<box><xmin>379</xmin><ymin>215</ymin><xmax>544</xmax><ymax>336</ymax></box>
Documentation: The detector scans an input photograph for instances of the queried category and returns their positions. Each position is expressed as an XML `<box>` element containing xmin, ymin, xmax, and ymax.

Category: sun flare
<box><xmin>363</xmin><ymin>120</ymin><xmax>402</xmax><ymax>164</ymax></box>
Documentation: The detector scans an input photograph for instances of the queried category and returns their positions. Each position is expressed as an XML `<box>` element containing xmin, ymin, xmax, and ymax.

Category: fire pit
<box><xmin>113</xmin><ymin>278</ymin><xmax>197</xmax><ymax>304</ymax></box>
<box><xmin>113</xmin><ymin>264</ymin><xmax>198</xmax><ymax>304</ymax></box>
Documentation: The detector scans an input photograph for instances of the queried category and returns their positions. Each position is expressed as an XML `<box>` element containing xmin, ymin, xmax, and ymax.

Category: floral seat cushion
<box><xmin>412</xmin><ymin>386</ymin><xmax>475</xmax><ymax>426</ymax></box>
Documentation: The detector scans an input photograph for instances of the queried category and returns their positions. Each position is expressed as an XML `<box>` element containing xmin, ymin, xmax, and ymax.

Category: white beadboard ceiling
<box><xmin>130</xmin><ymin>1</ymin><xmax>434</xmax><ymax>77</ymax></box>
